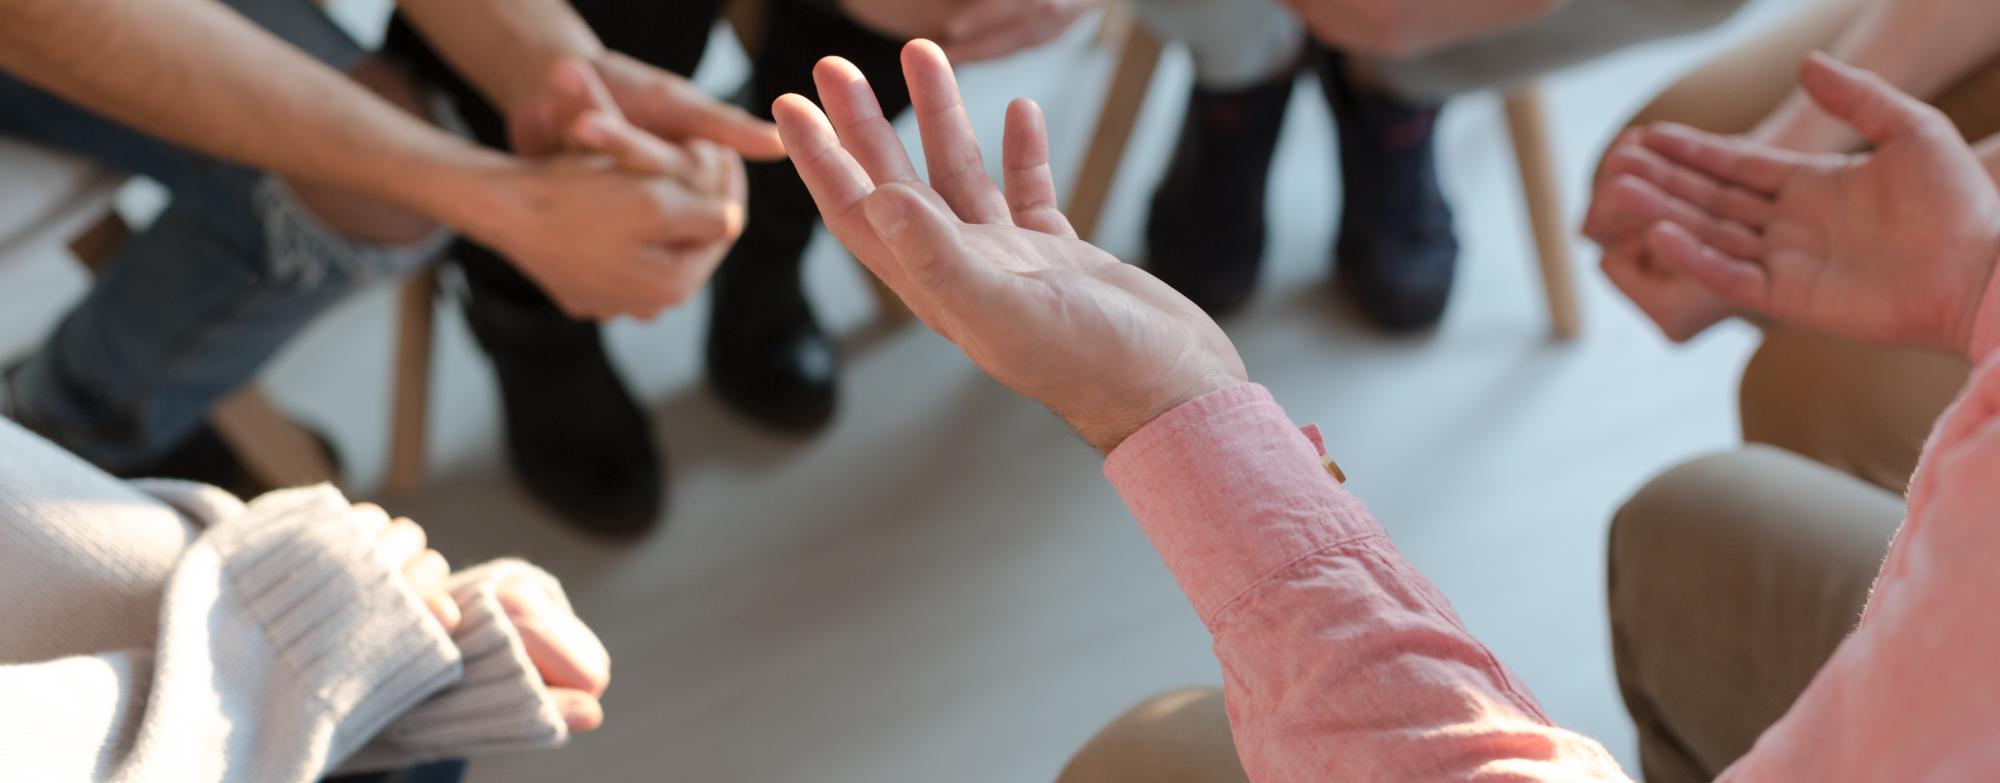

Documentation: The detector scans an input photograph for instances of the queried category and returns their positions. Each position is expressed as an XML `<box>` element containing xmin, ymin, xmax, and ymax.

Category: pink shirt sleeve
<box><xmin>1717</xmin><ymin>355</ymin><xmax>2000</xmax><ymax>780</ymax></box>
<box><xmin>1105</xmin><ymin>383</ymin><xmax>1630</xmax><ymax>782</ymax></box>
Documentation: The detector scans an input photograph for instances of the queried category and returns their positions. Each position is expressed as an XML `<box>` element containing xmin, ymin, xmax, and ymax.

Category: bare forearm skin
<box><xmin>394</xmin><ymin>0</ymin><xmax>606</xmax><ymax>117</ymax></box>
<box><xmin>1756</xmin><ymin>0</ymin><xmax>2000</xmax><ymax>152</ymax></box>
<box><xmin>0</xmin><ymin>0</ymin><xmax>521</xmax><ymax>240</ymax></box>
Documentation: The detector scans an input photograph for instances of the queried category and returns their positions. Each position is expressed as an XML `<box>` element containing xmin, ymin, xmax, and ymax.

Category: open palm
<box><xmin>1628</xmin><ymin>54</ymin><xmax>2000</xmax><ymax>356</ymax></box>
<box><xmin>774</xmin><ymin>40</ymin><xmax>1246</xmax><ymax>452</ymax></box>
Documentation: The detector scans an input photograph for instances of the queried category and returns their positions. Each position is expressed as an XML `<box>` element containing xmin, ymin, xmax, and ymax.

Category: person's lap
<box><xmin>1608</xmin><ymin>446</ymin><xmax>1900</xmax><ymax>782</ymax></box>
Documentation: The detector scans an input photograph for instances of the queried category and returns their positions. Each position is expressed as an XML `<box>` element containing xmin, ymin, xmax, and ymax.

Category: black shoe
<box><xmin>706</xmin><ymin>159</ymin><xmax>839</xmax><ymax>435</ymax></box>
<box><xmin>458</xmin><ymin>259</ymin><xmax>664</xmax><ymax>538</ymax></box>
<box><xmin>1320</xmin><ymin>50</ymin><xmax>1459</xmax><ymax>332</ymax></box>
<box><xmin>116</xmin><ymin>423</ymin><xmax>343</xmax><ymax>499</ymax></box>
<box><xmin>4</xmin><ymin>361</ymin><xmax>338</xmax><ymax>497</ymax></box>
<box><xmin>1144</xmin><ymin>69</ymin><xmax>1297</xmax><ymax>317</ymax></box>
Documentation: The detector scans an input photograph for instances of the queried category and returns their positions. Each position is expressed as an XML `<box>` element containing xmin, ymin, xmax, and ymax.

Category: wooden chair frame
<box><xmin>1065</xmin><ymin>16</ymin><xmax>1582</xmax><ymax>340</ymax></box>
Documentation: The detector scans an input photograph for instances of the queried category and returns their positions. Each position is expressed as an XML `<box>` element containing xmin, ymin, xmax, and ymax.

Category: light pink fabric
<box><xmin>1106</xmin><ymin>329</ymin><xmax>2000</xmax><ymax>780</ymax></box>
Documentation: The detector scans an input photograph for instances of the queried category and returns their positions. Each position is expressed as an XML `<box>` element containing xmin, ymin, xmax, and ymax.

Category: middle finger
<box><xmin>902</xmin><ymin>40</ymin><xmax>1014</xmax><ymax>225</ymax></box>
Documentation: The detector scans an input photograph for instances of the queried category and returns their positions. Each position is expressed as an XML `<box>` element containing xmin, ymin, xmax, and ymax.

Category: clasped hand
<box><xmin>351</xmin><ymin>503</ymin><xmax>612</xmax><ymax>733</ymax></box>
<box><xmin>482</xmin><ymin>56</ymin><xmax>782</xmax><ymax>321</ymax></box>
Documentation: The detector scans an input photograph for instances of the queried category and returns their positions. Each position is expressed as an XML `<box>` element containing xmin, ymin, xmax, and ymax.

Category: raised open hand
<box><xmin>775</xmin><ymin>40</ymin><xmax>1245</xmax><ymax>452</ymax></box>
<box><xmin>1618</xmin><ymin>54</ymin><xmax>2000</xmax><ymax>358</ymax></box>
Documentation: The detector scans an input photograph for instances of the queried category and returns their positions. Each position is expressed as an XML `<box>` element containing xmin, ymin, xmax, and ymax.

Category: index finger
<box><xmin>813</xmin><ymin>57</ymin><xmax>923</xmax><ymax>190</ymax></box>
<box><xmin>773</xmin><ymin>93</ymin><xmax>892</xmax><ymax>264</ymax></box>
<box><xmin>1641</xmin><ymin>124</ymin><xmax>1803</xmax><ymax>196</ymax></box>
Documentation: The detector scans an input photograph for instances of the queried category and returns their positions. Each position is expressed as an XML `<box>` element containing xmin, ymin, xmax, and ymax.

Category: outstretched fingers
<box><xmin>1642</xmin><ymin>123</ymin><xmax>1802</xmax><ymax>197</ymax></box>
<box><xmin>902</xmin><ymin>40</ymin><xmax>1015</xmax><ymax>225</ymax></box>
<box><xmin>773</xmin><ymin>94</ymin><xmax>896</xmax><ymax>272</ymax></box>
<box><xmin>813</xmin><ymin>56</ymin><xmax>924</xmax><ymax>189</ymax></box>
<box><xmin>1001</xmin><ymin>98</ymin><xmax>1076</xmax><ymax>237</ymax></box>
<box><xmin>1599</xmin><ymin>171</ymin><xmax>1765</xmax><ymax>261</ymax></box>
<box><xmin>1646</xmin><ymin>221</ymin><xmax>1772</xmax><ymax>311</ymax></box>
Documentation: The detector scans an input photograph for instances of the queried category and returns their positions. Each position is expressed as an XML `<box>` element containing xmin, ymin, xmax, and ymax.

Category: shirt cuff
<box><xmin>1104</xmin><ymin>383</ymin><xmax>1383</xmax><ymax>626</ymax></box>
<box><xmin>209</xmin><ymin>485</ymin><xmax>465</xmax><ymax>766</ymax></box>
<box><xmin>344</xmin><ymin>559</ymin><xmax>572</xmax><ymax>772</ymax></box>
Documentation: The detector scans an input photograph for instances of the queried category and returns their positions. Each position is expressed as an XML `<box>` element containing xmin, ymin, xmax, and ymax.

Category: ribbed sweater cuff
<box><xmin>208</xmin><ymin>486</ymin><xmax>464</xmax><ymax>766</ymax></box>
<box><xmin>345</xmin><ymin>559</ymin><xmax>571</xmax><ymax>770</ymax></box>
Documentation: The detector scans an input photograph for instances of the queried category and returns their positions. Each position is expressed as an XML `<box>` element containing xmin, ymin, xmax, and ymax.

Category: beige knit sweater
<box><xmin>0</xmin><ymin>418</ymin><xmax>573</xmax><ymax>781</ymax></box>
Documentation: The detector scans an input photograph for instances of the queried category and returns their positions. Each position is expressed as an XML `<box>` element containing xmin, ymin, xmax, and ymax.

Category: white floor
<box><xmin>0</xmin><ymin>2</ymin><xmax>1814</xmax><ymax>779</ymax></box>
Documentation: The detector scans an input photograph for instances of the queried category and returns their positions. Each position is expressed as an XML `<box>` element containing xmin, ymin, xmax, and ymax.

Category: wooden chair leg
<box><xmin>1065</xmin><ymin>15</ymin><xmax>1164</xmax><ymax>242</ymax></box>
<box><xmin>213</xmin><ymin>387</ymin><xmax>338</xmax><ymax>487</ymax></box>
<box><xmin>1504</xmin><ymin>85</ymin><xmax>1581</xmax><ymax>340</ymax></box>
<box><xmin>67</xmin><ymin>212</ymin><xmax>130</xmax><ymax>273</ymax></box>
<box><xmin>386</xmin><ymin>270</ymin><xmax>438</xmax><ymax>496</ymax></box>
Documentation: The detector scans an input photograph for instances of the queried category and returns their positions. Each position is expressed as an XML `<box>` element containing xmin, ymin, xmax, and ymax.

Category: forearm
<box><xmin>1755</xmin><ymin>0</ymin><xmax>2000</xmax><ymax>151</ymax></box>
<box><xmin>395</xmin><ymin>0</ymin><xmax>605</xmax><ymax>116</ymax></box>
<box><xmin>1105</xmin><ymin>386</ymin><xmax>1628</xmax><ymax>780</ymax></box>
<box><xmin>0</xmin><ymin>0</ymin><xmax>518</xmax><ymax>237</ymax></box>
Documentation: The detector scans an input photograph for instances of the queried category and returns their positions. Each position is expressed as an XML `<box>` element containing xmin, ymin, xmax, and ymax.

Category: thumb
<box><xmin>547</xmin><ymin>57</ymin><xmax>623</xmax><ymax>128</ymax></box>
<box><xmin>862</xmin><ymin>184</ymin><xmax>995</xmax><ymax>304</ymax></box>
<box><xmin>1799</xmin><ymin>51</ymin><xmax>1950</xmax><ymax>146</ymax></box>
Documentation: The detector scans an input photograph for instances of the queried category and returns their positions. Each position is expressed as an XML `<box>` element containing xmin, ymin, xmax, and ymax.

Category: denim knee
<box><xmin>253</xmin><ymin>176</ymin><xmax>452</xmax><ymax>291</ymax></box>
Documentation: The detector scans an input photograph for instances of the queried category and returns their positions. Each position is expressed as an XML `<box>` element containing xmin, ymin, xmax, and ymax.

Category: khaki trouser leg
<box><xmin>1739</xmin><ymin>326</ymin><xmax>1968</xmax><ymax>493</ymax></box>
<box><xmin>1608</xmin><ymin>446</ymin><xmax>1903</xmax><ymax>783</ymax></box>
<box><xmin>1056</xmin><ymin>688</ymin><xmax>1247</xmax><ymax>783</ymax></box>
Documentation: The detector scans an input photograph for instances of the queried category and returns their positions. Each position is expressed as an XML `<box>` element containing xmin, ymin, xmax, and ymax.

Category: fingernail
<box><xmin>863</xmin><ymin>192</ymin><xmax>909</xmax><ymax>239</ymax></box>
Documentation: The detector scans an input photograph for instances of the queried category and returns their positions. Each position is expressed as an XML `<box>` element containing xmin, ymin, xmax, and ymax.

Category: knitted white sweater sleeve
<box><xmin>0</xmin><ymin>484</ymin><xmax>465</xmax><ymax>783</ymax></box>
<box><xmin>0</xmin><ymin>421</ymin><xmax>572</xmax><ymax>781</ymax></box>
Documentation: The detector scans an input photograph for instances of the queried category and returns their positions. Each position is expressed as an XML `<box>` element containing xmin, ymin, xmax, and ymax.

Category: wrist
<box><xmin>407</xmin><ymin>145</ymin><xmax>536</xmax><ymax>250</ymax></box>
<box><xmin>1081</xmin><ymin>374</ymin><xmax>1249</xmax><ymax>455</ymax></box>
<box><xmin>1950</xmin><ymin>226</ymin><xmax>2000</xmax><ymax>362</ymax></box>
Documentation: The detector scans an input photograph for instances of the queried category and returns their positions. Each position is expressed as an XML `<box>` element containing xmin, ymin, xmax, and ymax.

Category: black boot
<box><xmin>3</xmin><ymin>362</ymin><xmax>337</xmax><ymax>498</ymax></box>
<box><xmin>705</xmin><ymin>158</ymin><xmax>838</xmax><ymax>435</ymax></box>
<box><xmin>1320</xmin><ymin>50</ymin><xmax>1459</xmax><ymax>332</ymax></box>
<box><xmin>457</xmin><ymin>251</ymin><xmax>664</xmax><ymax>538</ymax></box>
<box><xmin>1145</xmin><ymin>69</ymin><xmax>1297</xmax><ymax>317</ymax></box>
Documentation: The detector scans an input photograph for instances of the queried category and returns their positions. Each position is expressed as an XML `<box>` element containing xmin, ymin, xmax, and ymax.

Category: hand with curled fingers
<box><xmin>496</xmin><ymin>574</ymin><xmax>612</xmax><ymax>733</ymax></box>
<box><xmin>776</xmin><ymin>40</ymin><xmax>1246</xmax><ymax>453</ymax></box>
<box><xmin>475</xmin><ymin>59</ymin><xmax>748</xmax><ymax>321</ymax></box>
<box><xmin>1584</xmin><ymin>128</ymin><xmax>1743</xmax><ymax>342</ymax></box>
<box><xmin>351</xmin><ymin>504</ymin><xmax>613</xmax><ymax>735</ymax></box>
<box><xmin>349</xmin><ymin>503</ymin><xmax>460</xmax><ymax>633</ymax></box>
<box><xmin>1613</xmin><ymin>54</ymin><xmax>2000</xmax><ymax>359</ymax></box>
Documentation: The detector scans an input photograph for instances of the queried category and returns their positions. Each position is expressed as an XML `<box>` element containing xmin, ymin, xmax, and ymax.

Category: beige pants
<box><xmin>1056</xmin><ymin>3</ymin><xmax>1991</xmax><ymax>779</ymax></box>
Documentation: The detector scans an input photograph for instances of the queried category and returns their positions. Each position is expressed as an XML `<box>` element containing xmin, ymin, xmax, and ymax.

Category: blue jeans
<box><xmin>0</xmin><ymin>0</ymin><xmax>443</xmax><ymax>472</ymax></box>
